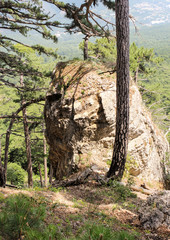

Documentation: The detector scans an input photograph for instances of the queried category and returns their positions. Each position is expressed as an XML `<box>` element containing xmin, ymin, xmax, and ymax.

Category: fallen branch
<box><xmin>53</xmin><ymin>168</ymin><xmax>93</xmax><ymax>187</ymax></box>
<box><xmin>98</xmin><ymin>66</ymin><xmax>116</xmax><ymax>75</ymax></box>
<box><xmin>5</xmin><ymin>184</ymin><xmax>20</xmax><ymax>189</ymax></box>
<box><xmin>52</xmin><ymin>167</ymin><xmax>155</xmax><ymax>196</ymax></box>
<box><xmin>130</xmin><ymin>184</ymin><xmax>154</xmax><ymax>195</ymax></box>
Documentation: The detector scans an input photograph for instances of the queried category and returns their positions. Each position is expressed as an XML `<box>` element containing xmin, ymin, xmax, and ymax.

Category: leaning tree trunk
<box><xmin>107</xmin><ymin>0</ymin><xmax>130</xmax><ymax>179</ymax></box>
<box><xmin>20</xmin><ymin>75</ymin><xmax>33</xmax><ymax>187</ymax></box>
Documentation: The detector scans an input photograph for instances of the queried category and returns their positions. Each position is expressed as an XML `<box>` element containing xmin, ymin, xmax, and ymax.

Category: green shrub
<box><xmin>25</xmin><ymin>224</ymin><xmax>60</xmax><ymax>240</ymax></box>
<box><xmin>67</xmin><ymin>224</ymin><xmax>139</xmax><ymax>240</ymax></box>
<box><xmin>7</xmin><ymin>162</ymin><xmax>26</xmax><ymax>186</ymax></box>
<box><xmin>0</xmin><ymin>194</ymin><xmax>58</xmax><ymax>240</ymax></box>
<box><xmin>124</xmin><ymin>153</ymin><xmax>139</xmax><ymax>178</ymax></box>
<box><xmin>0</xmin><ymin>192</ymin><xmax>5</xmax><ymax>203</ymax></box>
<box><xmin>107</xmin><ymin>180</ymin><xmax>137</xmax><ymax>201</ymax></box>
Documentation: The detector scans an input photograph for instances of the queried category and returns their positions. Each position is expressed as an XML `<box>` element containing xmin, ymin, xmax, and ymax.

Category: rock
<box><xmin>44</xmin><ymin>61</ymin><xmax>169</xmax><ymax>182</ymax></box>
<box><xmin>139</xmin><ymin>191</ymin><xmax>170</xmax><ymax>230</ymax></box>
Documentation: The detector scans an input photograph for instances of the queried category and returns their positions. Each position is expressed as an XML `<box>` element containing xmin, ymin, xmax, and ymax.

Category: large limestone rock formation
<box><xmin>44</xmin><ymin>61</ymin><xmax>169</xmax><ymax>182</ymax></box>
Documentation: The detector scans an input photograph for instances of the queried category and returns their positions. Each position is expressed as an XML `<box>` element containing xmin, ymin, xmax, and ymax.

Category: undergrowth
<box><xmin>106</xmin><ymin>180</ymin><xmax>137</xmax><ymax>201</ymax></box>
<box><xmin>64</xmin><ymin>224</ymin><xmax>139</xmax><ymax>240</ymax></box>
<box><xmin>0</xmin><ymin>194</ymin><xmax>58</xmax><ymax>240</ymax></box>
<box><xmin>0</xmin><ymin>191</ymin><xmax>140</xmax><ymax>240</ymax></box>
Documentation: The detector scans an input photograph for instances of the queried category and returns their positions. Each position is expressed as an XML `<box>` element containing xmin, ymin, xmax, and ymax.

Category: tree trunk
<box><xmin>84</xmin><ymin>35</ymin><xmax>89</xmax><ymax>60</ymax></box>
<box><xmin>49</xmin><ymin>163</ymin><xmax>53</xmax><ymax>185</ymax></box>
<box><xmin>4</xmin><ymin>118</ymin><xmax>15</xmax><ymax>185</ymax></box>
<box><xmin>0</xmin><ymin>161</ymin><xmax>5</xmax><ymax>187</ymax></box>
<box><xmin>134</xmin><ymin>67</ymin><xmax>139</xmax><ymax>83</ymax></box>
<box><xmin>0</xmin><ymin>135</ymin><xmax>5</xmax><ymax>187</ymax></box>
<box><xmin>1</xmin><ymin>97</ymin><xmax>45</xmax><ymax>186</ymax></box>
<box><xmin>20</xmin><ymin>75</ymin><xmax>33</xmax><ymax>187</ymax></box>
<box><xmin>0</xmin><ymin>135</ymin><xmax>1</xmax><ymax>164</ymax></box>
<box><xmin>38</xmin><ymin>162</ymin><xmax>43</xmax><ymax>187</ymax></box>
<box><xmin>43</xmin><ymin>125</ymin><xmax>48</xmax><ymax>187</ymax></box>
<box><xmin>107</xmin><ymin>0</ymin><xmax>130</xmax><ymax>179</ymax></box>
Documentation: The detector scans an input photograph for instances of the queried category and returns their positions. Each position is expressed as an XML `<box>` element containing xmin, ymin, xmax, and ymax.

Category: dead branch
<box><xmin>5</xmin><ymin>184</ymin><xmax>20</xmax><ymax>189</ymax></box>
<box><xmin>51</xmin><ymin>167</ymin><xmax>155</xmax><ymax>196</ymax></box>
<box><xmin>53</xmin><ymin>168</ymin><xmax>93</xmax><ymax>187</ymax></box>
<box><xmin>98</xmin><ymin>66</ymin><xmax>117</xmax><ymax>75</ymax></box>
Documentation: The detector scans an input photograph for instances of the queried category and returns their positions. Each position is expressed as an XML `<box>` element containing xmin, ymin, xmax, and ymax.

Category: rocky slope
<box><xmin>44</xmin><ymin>61</ymin><xmax>169</xmax><ymax>183</ymax></box>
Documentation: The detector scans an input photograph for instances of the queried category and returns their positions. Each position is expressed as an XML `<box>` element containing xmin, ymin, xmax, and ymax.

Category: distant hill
<box><xmin>131</xmin><ymin>24</ymin><xmax>170</xmax><ymax>54</ymax></box>
<box><xmin>130</xmin><ymin>0</ymin><xmax>170</xmax><ymax>26</ymax></box>
<box><xmin>45</xmin><ymin>0</ymin><xmax>170</xmax><ymax>26</ymax></box>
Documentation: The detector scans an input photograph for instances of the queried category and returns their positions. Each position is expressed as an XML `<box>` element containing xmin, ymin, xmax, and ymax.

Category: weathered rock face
<box><xmin>44</xmin><ymin>61</ymin><xmax>169</xmax><ymax>182</ymax></box>
<box><xmin>139</xmin><ymin>191</ymin><xmax>170</xmax><ymax>230</ymax></box>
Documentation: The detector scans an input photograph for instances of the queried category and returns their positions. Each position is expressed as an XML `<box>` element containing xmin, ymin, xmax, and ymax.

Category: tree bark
<box><xmin>107</xmin><ymin>0</ymin><xmax>130</xmax><ymax>179</ymax></box>
<box><xmin>0</xmin><ymin>161</ymin><xmax>5</xmax><ymax>187</ymax></box>
<box><xmin>134</xmin><ymin>67</ymin><xmax>139</xmax><ymax>83</ymax></box>
<box><xmin>84</xmin><ymin>35</ymin><xmax>89</xmax><ymax>60</ymax></box>
<box><xmin>0</xmin><ymin>135</ymin><xmax>5</xmax><ymax>187</ymax></box>
<box><xmin>0</xmin><ymin>135</ymin><xmax>1</xmax><ymax>164</ymax></box>
<box><xmin>4</xmin><ymin>118</ymin><xmax>15</xmax><ymax>185</ymax></box>
<box><xmin>20</xmin><ymin>75</ymin><xmax>33</xmax><ymax>187</ymax></box>
<box><xmin>43</xmin><ymin>124</ymin><xmax>48</xmax><ymax>187</ymax></box>
<box><xmin>38</xmin><ymin>162</ymin><xmax>43</xmax><ymax>187</ymax></box>
<box><xmin>23</xmin><ymin>107</ymin><xmax>33</xmax><ymax>187</ymax></box>
<box><xmin>49</xmin><ymin>163</ymin><xmax>53</xmax><ymax>184</ymax></box>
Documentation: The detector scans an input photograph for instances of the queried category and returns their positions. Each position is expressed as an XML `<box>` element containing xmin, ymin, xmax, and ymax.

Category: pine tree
<box><xmin>130</xmin><ymin>43</ymin><xmax>162</xmax><ymax>82</ymax></box>
<box><xmin>0</xmin><ymin>0</ymin><xmax>60</xmax><ymax>82</ymax></box>
<box><xmin>107</xmin><ymin>0</ymin><xmax>130</xmax><ymax>179</ymax></box>
<box><xmin>46</xmin><ymin>0</ymin><xmax>115</xmax><ymax>60</ymax></box>
<box><xmin>79</xmin><ymin>37</ymin><xmax>117</xmax><ymax>65</ymax></box>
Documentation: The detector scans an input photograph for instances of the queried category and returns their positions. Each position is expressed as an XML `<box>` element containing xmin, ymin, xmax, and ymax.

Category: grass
<box><xmin>102</xmin><ymin>180</ymin><xmax>137</xmax><ymax>202</ymax></box>
<box><xmin>73</xmin><ymin>198</ymin><xmax>88</xmax><ymax>209</ymax></box>
<box><xmin>0</xmin><ymin>193</ymin><xmax>58</xmax><ymax>240</ymax></box>
<box><xmin>0</xmin><ymin>180</ymin><xmax>168</xmax><ymax>240</ymax></box>
<box><xmin>65</xmin><ymin>224</ymin><xmax>139</xmax><ymax>240</ymax></box>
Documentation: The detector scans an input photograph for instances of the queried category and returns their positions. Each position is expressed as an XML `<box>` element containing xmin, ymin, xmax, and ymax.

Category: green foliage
<box><xmin>0</xmin><ymin>194</ymin><xmax>58</xmax><ymax>240</ymax></box>
<box><xmin>0</xmin><ymin>193</ymin><xmax>5</xmax><ymax>203</ymax></box>
<box><xmin>9</xmin><ymin>147</ymin><xmax>27</xmax><ymax>170</ymax></box>
<box><xmin>0</xmin><ymin>0</ymin><xmax>59</xmax><ymax>79</ymax></box>
<box><xmin>130</xmin><ymin>42</ymin><xmax>162</xmax><ymax>80</ymax></box>
<box><xmin>67</xmin><ymin>224</ymin><xmax>138</xmax><ymax>240</ymax></box>
<box><xmin>7</xmin><ymin>163</ymin><xmax>27</xmax><ymax>186</ymax></box>
<box><xmin>101</xmin><ymin>0</ymin><xmax>115</xmax><ymax>10</ymax></box>
<box><xmin>48</xmin><ymin>186</ymin><xmax>64</xmax><ymax>193</ymax></box>
<box><xmin>0</xmin><ymin>44</ymin><xmax>51</xmax><ymax>184</ymax></box>
<box><xmin>131</xmin><ymin>25</ymin><xmax>170</xmax><ymax>142</ymax></box>
<box><xmin>107</xmin><ymin>180</ymin><xmax>137</xmax><ymax>201</ymax></box>
<box><xmin>80</xmin><ymin>38</ymin><xmax>161</xmax><ymax>76</ymax></box>
<box><xmin>79</xmin><ymin>37</ymin><xmax>117</xmax><ymax>66</ymax></box>
<box><xmin>24</xmin><ymin>224</ymin><xmax>59</xmax><ymax>240</ymax></box>
<box><xmin>123</xmin><ymin>153</ymin><xmax>139</xmax><ymax>179</ymax></box>
<box><xmin>0</xmin><ymin>1</ymin><xmax>60</xmax><ymax>182</ymax></box>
